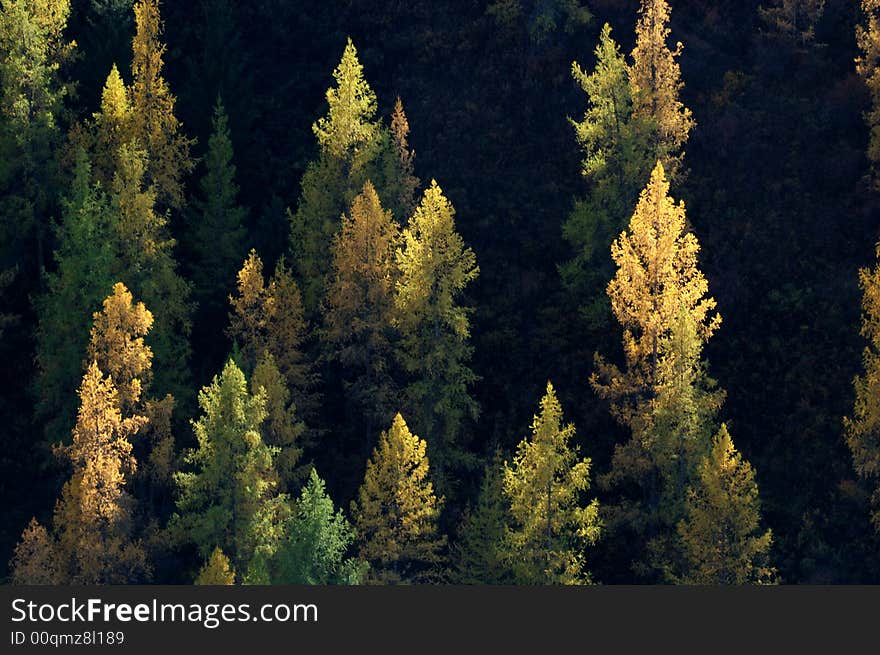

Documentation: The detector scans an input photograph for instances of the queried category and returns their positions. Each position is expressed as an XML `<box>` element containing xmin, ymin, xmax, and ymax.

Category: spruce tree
<box><xmin>503</xmin><ymin>382</ymin><xmax>600</xmax><ymax>585</ymax></box>
<box><xmin>352</xmin><ymin>413</ymin><xmax>445</xmax><ymax>584</ymax></box>
<box><xmin>194</xmin><ymin>547</ymin><xmax>235</xmax><ymax>585</ymax></box>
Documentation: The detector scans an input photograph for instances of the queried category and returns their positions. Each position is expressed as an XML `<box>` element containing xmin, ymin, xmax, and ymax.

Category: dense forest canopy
<box><xmin>3</xmin><ymin>0</ymin><xmax>880</xmax><ymax>584</ymax></box>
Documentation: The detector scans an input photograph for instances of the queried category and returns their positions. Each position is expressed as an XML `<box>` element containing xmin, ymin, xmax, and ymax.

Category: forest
<box><xmin>2</xmin><ymin>0</ymin><xmax>880</xmax><ymax>585</ymax></box>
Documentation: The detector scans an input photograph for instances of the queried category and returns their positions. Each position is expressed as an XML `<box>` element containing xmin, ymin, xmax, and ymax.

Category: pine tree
<box><xmin>386</xmin><ymin>97</ymin><xmax>420</xmax><ymax>219</ymax></box>
<box><xmin>677</xmin><ymin>425</ymin><xmax>775</xmax><ymax>584</ymax></box>
<box><xmin>561</xmin><ymin>23</ymin><xmax>653</xmax><ymax>324</ymax></box>
<box><xmin>450</xmin><ymin>451</ymin><xmax>513</xmax><ymax>584</ymax></box>
<box><xmin>629</xmin><ymin>0</ymin><xmax>694</xmax><ymax>183</ymax></box>
<box><xmin>759</xmin><ymin>0</ymin><xmax>826</xmax><ymax>47</ymax></box>
<box><xmin>91</xmin><ymin>64</ymin><xmax>133</xmax><ymax>190</ymax></box>
<box><xmin>52</xmin><ymin>363</ymin><xmax>150</xmax><ymax>583</ymax></box>
<box><xmin>0</xmin><ymin>0</ymin><xmax>75</xmax><ymax>279</ymax></box>
<box><xmin>171</xmin><ymin>359</ymin><xmax>288</xmax><ymax>581</ymax></box>
<box><xmin>845</xmin><ymin>241</ymin><xmax>880</xmax><ymax>531</ymax></box>
<box><xmin>394</xmin><ymin>180</ymin><xmax>480</xmax><ymax>488</ymax></box>
<box><xmin>858</xmin><ymin>0</ymin><xmax>880</xmax><ymax>190</ymax></box>
<box><xmin>271</xmin><ymin>469</ymin><xmax>366</xmax><ymax>584</ymax></box>
<box><xmin>503</xmin><ymin>382</ymin><xmax>600</xmax><ymax>585</ymax></box>
<box><xmin>128</xmin><ymin>0</ymin><xmax>194</xmax><ymax>208</ymax></box>
<box><xmin>324</xmin><ymin>181</ymin><xmax>400</xmax><ymax>447</ymax></box>
<box><xmin>352</xmin><ymin>413</ymin><xmax>445</xmax><ymax>584</ymax></box>
<box><xmin>289</xmin><ymin>38</ymin><xmax>383</xmax><ymax>315</ymax></box>
<box><xmin>34</xmin><ymin>150</ymin><xmax>116</xmax><ymax>442</ymax></box>
<box><xmin>194</xmin><ymin>547</ymin><xmax>235</xmax><ymax>585</ymax></box>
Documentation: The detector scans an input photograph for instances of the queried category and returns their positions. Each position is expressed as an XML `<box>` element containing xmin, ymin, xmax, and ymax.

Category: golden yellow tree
<box><xmin>858</xmin><ymin>0</ymin><xmax>880</xmax><ymax>189</ymax></box>
<box><xmin>845</xmin><ymin>242</ymin><xmax>880</xmax><ymax>530</ymax></box>
<box><xmin>629</xmin><ymin>0</ymin><xmax>694</xmax><ymax>182</ymax></box>
<box><xmin>92</xmin><ymin>64</ymin><xmax>133</xmax><ymax>188</ymax></box>
<box><xmin>128</xmin><ymin>0</ymin><xmax>194</xmax><ymax>208</ymax></box>
<box><xmin>194</xmin><ymin>547</ymin><xmax>236</xmax><ymax>585</ymax></box>
<box><xmin>52</xmin><ymin>363</ymin><xmax>149</xmax><ymax>583</ymax></box>
<box><xmin>388</xmin><ymin>97</ymin><xmax>420</xmax><ymax>218</ymax></box>
<box><xmin>9</xmin><ymin>518</ymin><xmax>61</xmax><ymax>585</ymax></box>
<box><xmin>352</xmin><ymin>413</ymin><xmax>445</xmax><ymax>583</ymax></box>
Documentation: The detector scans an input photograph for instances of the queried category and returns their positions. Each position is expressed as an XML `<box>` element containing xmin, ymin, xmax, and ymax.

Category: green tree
<box><xmin>759</xmin><ymin>0</ymin><xmax>826</xmax><ymax>47</ymax></box>
<box><xmin>503</xmin><ymin>382</ymin><xmax>600</xmax><ymax>585</ymax></box>
<box><xmin>194</xmin><ymin>547</ymin><xmax>235</xmax><ymax>585</ymax></box>
<box><xmin>394</xmin><ymin>180</ymin><xmax>480</xmax><ymax>489</ymax></box>
<box><xmin>324</xmin><ymin>181</ymin><xmax>400</xmax><ymax>449</ymax></box>
<box><xmin>270</xmin><ymin>469</ymin><xmax>365</xmax><ymax>584</ymax></box>
<box><xmin>677</xmin><ymin>425</ymin><xmax>776</xmax><ymax>584</ymax></box>
<box><xmin>352</xmin><ymin>413</ymin><xmax>445</xmax><ymax>584</ymax></box>
<box><xmin>858</xmin><ymin>0</ymin><xmax>880</xmax><ymax>190</ymax></box>
<box><xmin>170</xmin><ymin>359</ymin><xmax>288</xmax><ymax>581</ymax></box>
<box><xmin>450</xmin><ymin>450</ymin><xmax>513</xmax><ymax>584</ymax></box>
<box><xmin>33</xmin><ymin>150</ymin><xmax>115</xmax><ymax>442</ymax></box>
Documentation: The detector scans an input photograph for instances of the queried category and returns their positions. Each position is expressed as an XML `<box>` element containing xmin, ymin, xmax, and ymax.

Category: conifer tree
<box><xmin>187</xmin><ymin>97</ymin><xmax>246</xmax><ymax>371</ymax></box>
<box><xmin>271</xmin><ymin>469</ymin><xmax>365</xmax><ymax>584</ymax></box>
<box><xmin>91</xmin><ymin>64</ymin><xmax>133</xmax><ymax>189</ymax></box>
<box><xmin>629</xmin><ymin>0</ymin><xmax>694</xmax><ymax>183</ymax></box>
<box><xmin>386</xmin><ymin>97</ymin><xmax>420</xmax><ymax>219</ymax></box>
<box><xmin>352</xmin><ymin>413</ymin><xmax>445</xmax><ymax>584</ymax></box>
<box><xmin>561</xmin><ymin>23</ymin><xmax>653</xmax><ymax>323</ymax></box>
<box><xmin>858</xmin><ymin>0</ymin><xmax>880</xmax><ymax>189</ymax></box>
<box><xmin>52</xmin><ymin>363</ymin><xmax>149</xmax><ymax>583</ymax></box>
<box><xmin>171</xmin><ymin>359</ymin><xmax>288</xmax><ymax>581</ymax></box>
<box><xmin>194</xmin><ymin>547</ymin><xmax>235</xmax><ymax>585</ymax></box>
<box><xmin>0</xmin><ymin>0</ymin><xmax>74</xmax><ymax>278</ymax></box>
<box><xmin>34</xmin><ymin>151</ymin><xmax>116</xmax><ymax>442</ymax></box>
<box><xmin>394</xmin><ymin>180</ymin><xmax>479</xmax><ymax>488</ymax></box>
<box><xmin>128</xmin><ymin>0</ymin><xmax>194</xmax><ymax>208</ymax></box>
<box><xmin>289</xmin><ymin>38</ymin><xmax>383</xmax><ymax>314</ymax></box>
<box><xmin>503</xmin><ymin>382</ymin><xmax>600</xmax><ymax>585</ymax></box>
<box><xmin>9</xmin><ymin>518</ymin><xmax>61</xmax><ymax>585</ymax></box>
<box><xmin>450</xmin><ymin>451</ymin><xmax>513</xmax><ymax>584</ymax></box>
<box><xmin>677</xmin><ymin>425</ymin><xmax>775</xmax><ymax>584</ymax></box>
<box><xmin>845</xmin><ymin>241</ymin><xmax>880</xmax><ymax>531</ymax></box>
<box><xmin>760</xmin><ymin>0</ymin><xmax>826</xmax><ymax>47</ymax></box>
<box><xmin>324</xmin><ymin>181</ymin><xmax>400</xmax><ymax>446</ymax></box>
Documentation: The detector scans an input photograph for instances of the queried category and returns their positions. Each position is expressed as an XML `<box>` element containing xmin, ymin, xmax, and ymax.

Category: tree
<box><xmin>186</xmin><ymin>97</ymin><xmax>246</xmax><ymax>373</ymax></box>
<box><xmin>270</xmin><ymin>469</ymin><xmax>365</xmax><ymax>584</ymax></box>
<box><xmin>90</xmin><ymin>64</ymin><xmax>133</xmax><ymax>189</ymax></box>
<box><xmin>858</xmin><ymin>0</ymin><xmax>880</xmax><ymax>190</ymax></box>
<box><xmin>677</xmin><ymin>425</ymin><xmax>776</xmax><ymax>584</ymax></box>
<box><xmin>228</xmin><ymin>250</ymin><xmax>317</xmax><ymax>423</ymax></box>
<box><xmin>9</xmin><ymin>518</ymin><xmax>61</xmax><ymax>585</ymax></box>
<box><xmin>503</xmin><ymin>382</ymin><xmax>600</xmax><ymax>585</ymax></box>
<box><xmin>289</xmin><ymin>38</ymin><xmax>383</xmax><ymax>315</ymax></box>
<box><xmin>352</xmin><ymin>413</ymin><xmax>445</xmax><ymax>584</ymax></box>
<box><xmin>33</xmin><ymin>151</ymin><xmax>116</xmax><ymax>442</ymax></box>
<box><xmin>52</xmin><ymin>363</ymin><xmax>149</xmax><ymax>583</ymax></box>
<box><xmin>629</xmin><ymin>0</ymin><xmax>694</xmax><ymax>183</ymax></box>
<box><xmin>845</xmin><ymin>241</ymin><xmax>880</xmax><ymax>531</ymax></box>
<box><xmin>194</xmin><ymin>547</ymin><xmax>235</xmax><ymax>585</ymax></box>
<box><xmin>394</xmin><ymin>180</ymin><xmax>480</xmax><ymax>488</ymax></box>
<box><xmin>171</xmin><ymin>359</ymin><xmax>288</xmax><ymax>581</ymax></box>
<box><xmin>450</xmin><ymin>450</ymin><xmax>513</xmax><ymax>584</ymax></box>
<box><xmin>385</xmin><ymin>97</ymin><xmax>420</xmax><ymax>220</ymax></box>
<box><xmin>561</xmin><ymin>23</ymin><xmax>653</xmax><ymax>325</ymax></box>
<box><xmin>759</xmin><ymin>0</ymin><xmax>826</xmax><ymax>47</ymax></box>
<box><xmin>128</xmin><ymin>0</ymin><xmax>194</xmax><ymax>208</ymax></box>
<box><xmin>324</xmin><ymin>181</ymin><xmax>400</xmax><ymax>447</ymax></box>
<box><xmin>0</xmin><ymin>0</ymin><xmax>75</xmax><ymax>278</ymax></box>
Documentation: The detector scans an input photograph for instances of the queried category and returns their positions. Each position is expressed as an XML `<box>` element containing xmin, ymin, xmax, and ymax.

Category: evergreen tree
<box><xmin>270</xmin><ymin>469</ymin><xmax>365</xmax><ymax>584</ymax></box>
<box><xmin>677</xmin><ymin>425</ymin><xmax>776</xmax><ymax>584</ymax></box>
<box><xmin>386</xmin><ymin>97</ymin><xmax>420</xmax><ymax>220</ymax></box>
<box><xmin>324</xmin><ymin>181</ymin><xmax>400</xmax><ymax>448</ymax></box>
<box><xmin>194</xmin><ymin>547</ymin><xmax>235</xmax><ymax>585</ymax></box>
<box><xmin>858</xmin><ymin>0</ymin><xmax>880</xmax><ymax>190</ymax></box>
<box><xmin>759</xmin><ymin>0</ymin><xmax>826</xmax><ymax>47</ymax></box>
<box><xmin>450</xmin><ymin>450</ymin><xmax>513</xmax><ymax>584</ymax></box>
<box><xmin>90</xmin><ymin>63</ymin><xmax>133</xmax><ymax>189</ymax></box>
<box><xmin>9</xmin><ymin>518</ymin><xmax>61</xmax><ymax>585</ymax></box>
<box><xmin>0</xmin><ymin>0</ymin><xmax>74</xmax><ymax>278</ymax></box>
<box><xmin>171</xmin><ymin>359</ymin><xmax>288</xmax><ymax>581</ymax></box>
<box><xmin>128</xmin><ymin>0</ymin><xmax>194</xmax><ymax>208</ymax></box>
<box><xmin>629</xmin><ymin>0</ymin><xmax>694</xmax><ymax>183</ymax></box>
<box><xmin>34</xmin><ymin>151</ymin><xmax>116</xmax><ymax>442</ymax></box>
<box><xmin>503</xmin><ymin>382</ymin><xmax>600</xmax><ymax>585</ymax></box>
<box><xmin>187</xmin><ymin>97</ymin><xmax>246</xmax><ymax>374</ymax></box>
<box><xmin>845</xmin><ymin>241</ymin><xmax>880</xmax><ymax>531</ymax></box>
<box><xmin>394</xmin><ymin>180</ymin><xmax>480</xmax><ymax>489</ymax></box>
<box><xmin>352</xmin><ymin>413</ymin><xmax>445</xmax><ymax>584</ymax></box>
